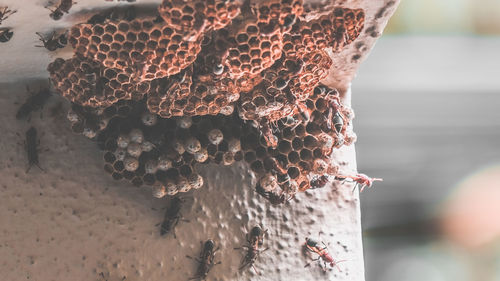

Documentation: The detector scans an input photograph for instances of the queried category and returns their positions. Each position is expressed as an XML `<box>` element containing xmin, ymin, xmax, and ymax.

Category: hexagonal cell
<box><xmin>220</xmin><ymin>16</ymin><xmax>284</xmax><ymax>80</ymax></box>
<box><xmin>287</xmin><ymin>166</ymin><xmax>300</xmax><ymax>179</ymax></box>
<box><xmin>48</xmin><ymin>57</ymin><xmax>149</xmax><ymax>108</ymax></box>
<box><xmin>250</xmin><ymin>160</ymin><xmax>264</xmax><ymax>173</ymax></box>
<box><xmin>299</xmin><ymin>148</ymin><xmax>313</xmax><ymax>161</ymax></box>
<box><xmin>69</xmin><ymin>18</ymin><xmax>203</xmax><ymax>81</ymax></box>
<box><xmin>158</xmin><ymin>0</ymin><xmax>240</xmax><ymax>33</ymax></box>
<box><xmin>288</xmin><ymin>151</ymin><xmax>300</xmax><ymax>164</ymax></box>
<box><xmin>278</xmin><ymin>140</ymin><xmax>292</xmax><ymax>154</ymax></box>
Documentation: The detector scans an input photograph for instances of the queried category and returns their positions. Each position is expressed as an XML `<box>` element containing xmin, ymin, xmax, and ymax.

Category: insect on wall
<box><xmin>47</xmin><ymin>0</ymin><xmax>379</xmax><ymax>204</ymax></box>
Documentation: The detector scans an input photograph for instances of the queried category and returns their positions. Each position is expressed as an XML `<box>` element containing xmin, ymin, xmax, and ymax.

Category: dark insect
<box><xmin>0</xmin><ymin>6</ymin><xmax>17</xmax><ymax>25</ymax></box>
<box><xmin>260</xmin><ymin>122</ymin><xmax>278</xmax><ymax>148</ymax></box>
<box><xmin>35</xmin><ymin>31</ymin><xmax>67</xmax><ymax>51</ymax></box>
<box><xmin>24</xmin><ymin>127</ymin><xmax>44</xmax><ymax>173</ymax></box>
<box><xmin>310</xmin><ymin>175</ymin><xmax>329</xmax><ymax>189</ymax></box>
<box><xmin>304</xmin><ymin>237</ymin><xmax>345</xmax><ymax>272</ymax></box>
<box><xmin>159</xmin><ymin>197</ymin><xmax>186</xmax><ymax>237</ymax></box>
<box><xmin>46</xmin><ymin>0</ymin><xmax>74</xmax><ymax>21</ymax></box>
<box><xmin>234</xmin><ymin>225</ymin><xmax>268</xmax><ymax>274</ymax></box>
<box><xmin>16</xmin><ymin>86</ymin><xmax>52</xmax><ymax>120</ymax></box>
<box><xmin>255</xmin><ymin>169</ymin><xmax>294</xmax><ymax>205</ymax></box>
<box><xmin>98</xmin><ymin>272</ymin><xmax>126</xmax><ymax>281</ymax></box>
<box><xmin>323</xmin><ymin>93</ymin><xmax>345</xmax><ymax>133</ymax></box>
<box><xmin>297</xmin><ymin>102</ymin><xmax>312</xmax><ymax>123</ymax></box>
<box><xmin>331</xmin><ymin>112</ymin><xmax>344</xmax><ymax>133</ymax></box>
<box><xmin>0</xmin><ymin>27</ymin><xmax>13</xmax><ymax>43</ymax></box>
<box><xmin>255</xmin><ymin>184</ymin><xmax>290</xmax><ymax>205</ymax></box>
<box><xmin>186</xmin><ymin>239</ymin><xmax>221</xmax><ymax>280</ymax></box>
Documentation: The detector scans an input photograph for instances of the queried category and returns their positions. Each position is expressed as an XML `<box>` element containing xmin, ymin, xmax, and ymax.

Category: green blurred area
<box><xmin>385</xmin><ymin>0</ymin><xmax>500</xmax><ymax>35</ymax></box>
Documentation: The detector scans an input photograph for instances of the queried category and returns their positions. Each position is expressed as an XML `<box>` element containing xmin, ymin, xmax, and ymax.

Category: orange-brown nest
<box><xmin>48</xmin><ymin>0</ymin><xmax>367</xmax><ymax>203</ymax></box>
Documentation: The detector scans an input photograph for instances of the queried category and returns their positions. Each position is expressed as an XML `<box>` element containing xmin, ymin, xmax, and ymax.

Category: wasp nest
<box><xmin>241</xmin><ymin>85</ymin><xmax>356</xmax><ymax>197</ymax></box>
<box><xmin>158</xmin><ymin>0</ymin><xmax>240</xmax><ymax>33</ymax></box>
<box><xmin>48</xmin><ymin>0</ymin><xmax>367</xmax><ymax>204</ymax></box>
<box><xmin>69</xmin><ymin>16</ymin><xmax>203</xmax><ymax>81</ymax></box>
<box><xmin>91</xmin><ymin>99</ymin><xmax>246</xmax><ymax>195</ymax></box>
<box><xmin>48</xmin><ymin>57</ymin><xmax>150</xmax><ymax>108</ymax></box>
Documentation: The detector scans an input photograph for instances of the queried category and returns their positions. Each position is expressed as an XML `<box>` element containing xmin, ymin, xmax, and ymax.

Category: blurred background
<box><xmin>352</xmin><ymin>0</ymin><xmax>500</xmax><ymax>280</ymax></box>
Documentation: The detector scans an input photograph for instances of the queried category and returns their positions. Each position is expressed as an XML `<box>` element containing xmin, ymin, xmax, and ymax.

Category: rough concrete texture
<box><xmin>0</xmin><ymin>1</ymin><xmax>398</xmax><ymax>280</ymax></box>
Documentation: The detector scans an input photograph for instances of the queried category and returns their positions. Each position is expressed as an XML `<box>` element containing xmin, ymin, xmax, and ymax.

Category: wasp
<box><xmin>0</xmin><ymin>6</ymin><xmax>17</xmax><ymax>25</ymax></box>
<box><xmin>46</xmin><ymin>0</ymin><xmax>75</xmax><ymax>21</ymax></box>
<box><xmin>98</xmin><ymin>272</ymin><xmax>126</xmax><ymax>281</ymax></box>
<box><xmin>16</xmin><ymin>85</ymin><xmax>52</xmax><ymax>120</ymax></box>
<box><xmin>335</xmin><ymin>173</ymin><xmax>383</xmax><ymax>192</ymax></box>
<box><xmin>304</xmin><ymin>237</ymin><xmax>346</xmax><ymax>272</ymax></box>
<box><xmin>255</xmin><ymin>184</ymin><xmax>293</xmax><ymax>205</ymax></box>
<box><xmin>35</xmin><ymin>31</ymin><xmax>67</xmax><ymax>51</ymax></box>
<box><xmin>281</xmin><ymin>115</ymin><xmax>302</xmax><ymax>129</ymax></box>
<box><xmin>24</xmin><ymin>127</ymin><xmax>44</xmax><ymax>173</ymax></box>
<box><xmin>186</xmin><ymin>239</ymin><xmax>221</xmax><ymax>280</ymax></box>
<box><xmin>158</xmin><ymin>197</ymin><xmax>188</xmax><ymax>237</ymax></box>
<box><xmin>0</xmin><ymin>27</ymin><xmax>13</xmax><ymax>43</ymax></box>
<box><xmin>310</xmin><ymin>175</ymin><xmax>329</xmax><ymax>189</ymax></box>
<box><xmin>234</xmin><ymin>225</ymin><xmax>268</xmax><ymax>274</ymax></box>
<box><xmin>259</xmin><ymin>122</ymin><xmax>278</xmax><ymax>148</ymax></box>
<box><xmin>350</xmin><ymin>173</ymin><xmax>383</xmax><ymax>192</ymax></box>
